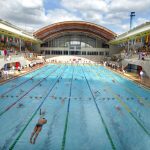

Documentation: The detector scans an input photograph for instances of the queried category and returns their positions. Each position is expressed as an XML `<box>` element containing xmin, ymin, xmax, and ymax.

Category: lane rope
<box><xmin>61</xmin><ymin>66</ymin><xmax>74</xmax><ymax>150</ymax></box>
<box><xmin>0</xmin><ymin>66</ymin><xmax>61</xmax><ymax>117</ymax></box>
<box><xmin>90</xmin><ymin>66</ymin><xmax>150</xmax><ymax>137</ymax></box>
<box><xmin>9</xmin><ymin>66</ymin><xmax>67</xmax><ymax>150</ymax></box>
<box><xmin>81</xmin><ymin>66</ymin><xmax>116</xmax><ymax>150</ymax></box>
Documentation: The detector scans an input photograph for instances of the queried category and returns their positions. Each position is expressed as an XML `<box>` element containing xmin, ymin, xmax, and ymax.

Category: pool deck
<box><xmin>106</xmin><ymin>66</ymin><xmax>150</xmax><ymax>89</ymax></box>
<box><xmin>0</xmin><ymin>63</ymin><xmax>48</xmax><ymax>84</ymax></box>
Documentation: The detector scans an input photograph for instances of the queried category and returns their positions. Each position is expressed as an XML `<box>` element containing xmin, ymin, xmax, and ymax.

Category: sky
<box><xmin>0</xmin><ymin>0</ymin><xmax>150</xmax><ymax>34</ymax></box>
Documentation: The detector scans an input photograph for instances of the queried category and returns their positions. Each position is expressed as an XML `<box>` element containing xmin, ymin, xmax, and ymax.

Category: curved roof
<box><xmin>34</xmin><ymin>21</ymin><xmax>116</xmax><ymax>41</ymax></box>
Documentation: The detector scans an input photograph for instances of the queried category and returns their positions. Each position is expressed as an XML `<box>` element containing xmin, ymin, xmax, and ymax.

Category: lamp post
<box><xmin>128</xmin><ymin>12</ymin><xmax>135</xmax><ymax>54</ymax></box>
<box><xmin>130</xmin><ymin>12</ymin><xmax>135</xmax><ymax>30</ymax></box>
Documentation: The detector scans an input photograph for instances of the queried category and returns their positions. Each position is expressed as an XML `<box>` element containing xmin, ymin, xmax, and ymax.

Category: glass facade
<box><xmin>40</xmin><ymin>33</ymin><xmax>110</xmax><ymax>56</ymax></box>
<box><xmin>41</xmin><ymin>34</ymin><xmax>109</xmax><ymax>49</ymax></box>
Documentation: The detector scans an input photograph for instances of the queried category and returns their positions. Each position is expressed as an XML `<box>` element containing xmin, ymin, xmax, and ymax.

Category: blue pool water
<box><xmin>0</xmin><ymin>64</ymin><xmax>150</xmax><ymax>150</ymax></box>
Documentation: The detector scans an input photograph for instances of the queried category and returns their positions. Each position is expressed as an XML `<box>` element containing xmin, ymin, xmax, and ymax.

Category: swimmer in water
<box><xmin>61</xmin><ymin>98</ymin><xmax>65</xmax><ymax>104</ymax></box>
<box><xmin>51</xmin><ymin>95</ymin><xmax>55</xmax><ymax>99</ymax></box>
<box><xmin>12</xmin><ymin>84</ymin><xmax>16</xmax><ymax>87</ymax></box>
<box><xmin>17</xmin><ymin>103</ymin><xmax>24</xmax><ymax>108</ymax></box>
<box><xmin>95</xmin><ymin>90</ymin><xmax>100</xmax><ymax>94</ymax></box>
<box><xmin>112</xmin><ymin>79</ymin><xmax>115</xmax><ymax>83</ymax></box>
<box><xmin>20</xmin><ymin>89</ymin><xmax>24</xmax><ymax>93</ymax></box>
<box><xmin>30</xmin><ymin>113</ymin><xmax>47</xmax><ymax>144</ymax></box>
<box><xmin>115</xmin><ymin>106</ymin><xmax>121</xmax><ymax>111</ymax></box>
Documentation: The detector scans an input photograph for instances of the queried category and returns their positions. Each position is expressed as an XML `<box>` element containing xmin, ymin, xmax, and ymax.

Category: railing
<box><xmin>121</xmin><ymin>52</ymin><xmax>150</xmax><ymax>60</ymax></box>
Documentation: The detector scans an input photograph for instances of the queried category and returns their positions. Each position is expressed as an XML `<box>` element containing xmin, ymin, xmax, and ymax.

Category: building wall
<box><xmin>34</xmin><ymin>33</ymin><xmax>120</xmax><ymax>62</ymax></box>
<box><xmin>0</xmin><ymin>55</ymin><xmax>30</xmax><ymax>70</ymax></box>
<box><xmin>35</xmin><ymin>46</ymin><xmax>119</xmax><ymax>62</ymax></box>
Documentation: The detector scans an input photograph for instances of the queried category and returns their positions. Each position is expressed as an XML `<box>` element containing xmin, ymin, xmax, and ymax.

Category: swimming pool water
<box><xmin>0</xmin><ymin>64</ymin><xmax>150</xmax><ymax>150</ymax></box>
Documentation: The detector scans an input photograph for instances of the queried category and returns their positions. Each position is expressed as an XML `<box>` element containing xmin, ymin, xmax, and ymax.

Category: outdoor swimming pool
<box><xmin>0</xmin><ymin>64</ymin><xmax>150</xmax><ymax>150</ymax></box>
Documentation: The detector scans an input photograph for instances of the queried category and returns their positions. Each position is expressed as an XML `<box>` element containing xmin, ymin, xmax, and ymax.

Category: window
<box><xmin>64</xmin><ymin>51</ymin><xmax>68</xmax><ymax>55</ymax></box>
<box><xmin>99</xmin><ymin>52</ymin><xmax>104</xmax><ymax>55</ymax></box>
<box><xmin>41</xmin><ymin>42</ymin><xmax>48</xmax><ymax>47</ymax></box>
<box><xmin>105</xmin><ymin>52</ymin><xmax>109</xmax><ymax>56</ymax></box>
<box><xmin>70</xmin><ymin>41</ymin><xmax>80</xmax><ymax>45</ymax></box>
<box><xmin>45</xmin><ymin>51</ymin><xmax>48</xmax><ymax>55</ymax></box>
<box><xmin>51</xmin><ymin>51</ymin><xmax>62</xmax><ymax>55</ymax></box>
<box><xmin>69</xmin><ymin>51</ymin><xmax>81</xmax><ymax>55</ymax></box>
<box><xmin>40</xmin><ymin>50</ymin><xmax>44</xmax><ymax>54</ymax></box>
<box><xmin>102</xmin><ymin>43</ymin><xmax>109</xmax><ymax>48</ymax></box>
<box><xmin>92</xmin><ymin>52</ymin><xmax>98</xmax><ymax>55</ymax></box>
<box><xmin>87</xmin><ymin>51</ymin><xmax>98</xmax><ymax>55</ymax></box>
<box><xmin>82</xmin><ymin>51</ymin><xmax>86</xmax><ymax>55</ymax></box>
<box><xmin>87</xmin><ymin>52</ymin><xmax>91</xmax><ymax>55</ymax></box>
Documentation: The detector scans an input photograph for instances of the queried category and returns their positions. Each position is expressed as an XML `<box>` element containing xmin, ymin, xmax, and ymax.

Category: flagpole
<box><xmin>130</xmin><ymin>12</ymin><xmax>135</xmax><ymax>29</ymax></box>
<box><xmin>128</xmin><ymin>40</ymin><xmax>129</xmax><ymax>52</ymax></box>
<box><xmin>19</xmin><ymin>38</ymin><xmax>21</xmax><ymax>53</ymax></box>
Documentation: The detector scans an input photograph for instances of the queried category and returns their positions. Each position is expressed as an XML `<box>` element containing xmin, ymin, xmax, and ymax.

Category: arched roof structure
<box><xmin>34</xmin><ymin>21</ymin><xmax>116</xmax><ymax>42</ymax></box>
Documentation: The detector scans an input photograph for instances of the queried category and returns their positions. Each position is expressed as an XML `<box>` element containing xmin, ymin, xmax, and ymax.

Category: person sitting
<box><xmin>141</xmin><ymin>53</ymin><xmax>145</xmax><ymax>60</ymax></box>
<box><xmin>18</xmin><ymin>66</ymin><xmax>22</xmax><ymax>72</ymax></box>
<box><xmin>30</xmin><ymin>114</ymin><xmax>47</xmax><ymax>144</ymax></box>
<box><xmin>29</xmin><ymin>64</ymin><xmax>33</xmax><ymax>69</ymax></box>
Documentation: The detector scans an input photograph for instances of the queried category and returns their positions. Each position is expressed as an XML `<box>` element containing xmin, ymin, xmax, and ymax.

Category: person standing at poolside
<box><xmin>4</xmin><ymin>63</ymin><xmax>9</xmax><ymax>79</ymax></box>
<box><xmin>140</xmin><ymin>70</ymin><xmax>144</xmax><ymax>82</ymax></box>
<box><xmin>4</xmin><ymin>48</ymin><xmax>7</xmax><ymax>61</ymax></box>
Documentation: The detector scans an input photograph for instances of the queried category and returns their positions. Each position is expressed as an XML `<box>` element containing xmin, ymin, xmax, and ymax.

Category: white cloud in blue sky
<box><xmin>0</xmin><ymin>0</ymin><xmax>150</xmax><ymax>34</ymax></box>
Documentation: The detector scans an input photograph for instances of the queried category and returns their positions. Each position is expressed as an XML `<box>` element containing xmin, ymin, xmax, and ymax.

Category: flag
<box><xmin>16</xmin><ymin>38</ymin><xmax>19</xmax><ymax>44</ymax></box>
<box><xmin>136</xmin><ymin>37</ymin><xmax>140</xmax><ymax>43</ymax></box>
<box><xmin>6</xmin><ymin>37</ymin><xmax>8</xmax><ymax>43</ymax></box>
<box><xmin>148</xmin><ymin>35</ymin><xmax>150</xmax><ymax>43</ymax></box>
<box><xmin>134</xmin><ymin>38</ymin><xmax>136</xmax><ymax>45</ymax></box>
<box><xmin>1</xmin><ymin>34</ymin><xmax>4</xmax><ymax>41</ymax></box>
<box><xmin>141</xmin><ymin>36</ymin><xmax>145</xmax><ymax>44</ymax></box>
<box><xmin>146</xmin><ymin>35</ymin><xmax>149</xmax><ymax>44</ymax></box>
<box><xmin>13</xmin><ymin>37</ymin><xmax>15</xmax><ymax>43</ymax></box>
<box><xmin>131</xmin><ymin>39</ymin><xmax>134</xmax><ymax>45</ymax></box>
<box><xmin>9</xmin><ymin>37</ymin><xmax>12</xmax><ymax>42</ymax></box>
<box><xmin>15</xmin><ymin>38</ymin><xmax>18</xmax><ymax>43</ymax></box>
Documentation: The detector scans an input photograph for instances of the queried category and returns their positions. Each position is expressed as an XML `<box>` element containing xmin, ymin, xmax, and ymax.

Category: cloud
<box><xmin>21</xmin><ymin>0</ymin><xmax>43</xmax><ymax>8</ymax></box>
<box><xmin>0</xmin><ymin>0</ymin><xmax>81</xmax><ymax>31</ymax></box>
<box><xmin>61</xmin><ymin>0</ymin><xmax>108</xmax><ymax>12</ymax></box>
<box><xmin>109</xmin><ymin>0</ymin><xmax>150</xmax><ymax>12</ymax></box>
<box><xmin>135</xmin><ymin>18</ymin><xmax>149</xmax><ymax>26</ymax></box>
<box><xmin>0</xmin><ymin>0</ymin><xmax>46</xmax><ymax>26</ymax></box>
<box><xmin>0</xmin><ymin>0</ymin><xmax>150</xmax><ymax>34</ymax></box>
<box><xmin>46</xmin><ymin>9</ymin><xmax>81</xmax><ymax>24</ymax></box>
